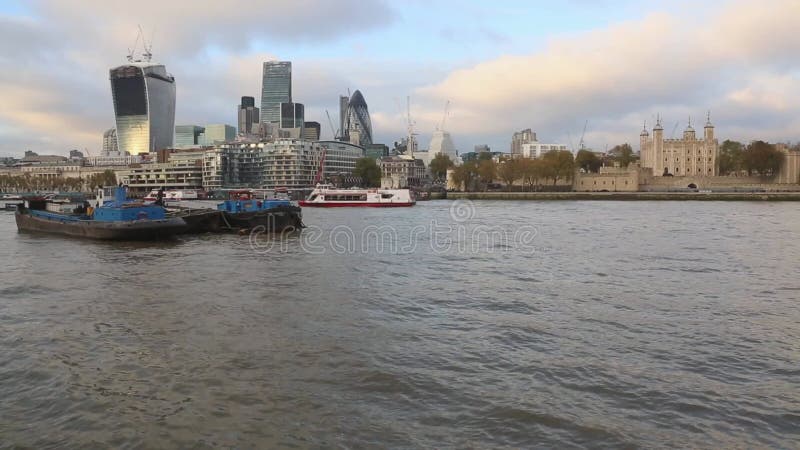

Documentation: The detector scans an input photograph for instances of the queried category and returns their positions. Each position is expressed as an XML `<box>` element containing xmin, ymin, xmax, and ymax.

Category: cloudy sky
<box><xmin>1</xmin><ymin>0</ymin><xmax>799</xmax><ymax>157</ymax></box>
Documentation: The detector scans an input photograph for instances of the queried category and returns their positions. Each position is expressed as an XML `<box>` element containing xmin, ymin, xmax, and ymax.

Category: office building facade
<box><xmin>260</xmin><ymin>61</ymin><xmax>292</xmax><ymax>125</ymax></box>
<box><xmin>102</xmin><ymin>128</ymin><xmax>118</xmax><ymax>154</ymax></box>
<box><xmin>175</xmin><ymin>125</ymin><xmax>205</xmax><ymax>148</ymax></box>
<box><xmin>109</xmin><ymin>62</ymin><xmax>176</xmax><ymax>154</ymax></box>
<box><xmin>200</xmin><ymin>124</ymin><xmax>236</xmax><ymax>145</ymax></box>
<box><xmin>238</xmin><ymin>96</ymin><xmax>260</xmax><ymax>135</ymax></box>
<box><xmin>303</xmin><ymin>121</ymin><xmax>321</xmax><ymax>141</ymax></box>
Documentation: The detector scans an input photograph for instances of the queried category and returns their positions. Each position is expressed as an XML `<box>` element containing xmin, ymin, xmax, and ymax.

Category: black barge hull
<box><xmin>15</xmin><ymin>209</ymin><xmax>187</xmax><ymax>240</ymax></box>
<box><xmin>171</xmin><ymin>206</ymin><xmax>304</xmax><ymax>233</ymax></box>
<box><xmin>222</xmin><ymin>205</ymin><xmax>304</xmax><ymax>232</ymax></box>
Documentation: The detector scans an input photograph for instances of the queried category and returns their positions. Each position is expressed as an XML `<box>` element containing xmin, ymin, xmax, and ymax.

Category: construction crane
<box><xmin>438</xmin><ymin>100</ymin><xmax>450</xmax><ymax>131</ymax></box>
<box><xmin>127</xmin><ymin>25</ymin><xmax>153</xmax><ymax>63</ymax></box>
<box><xmin>579</xmin><ymin>120</ymin><xmax>588</xmax><ymax>151</ymax></box>
<box><xmin>325</xmin><ymin>110</ymin><xmax>337</xmax><ymax>139</ymax></box>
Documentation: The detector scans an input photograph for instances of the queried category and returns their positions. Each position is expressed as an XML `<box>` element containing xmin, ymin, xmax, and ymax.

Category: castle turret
<box><xmin>640</xmin><ymin>121</ymin><xmax>649</xmax><ymax>168</ymax></box>
<box><xmin>653</xmin><ymin>115</ymin><xmax>664</xmax><ymax>175</ymax></box>
<box><xmin>704</xmin><ymin>111</ymin><xmax>714</xmax><ymax>142</ymax></box>
<box><xmin>683</xmin><ymin>116</ymin><xmax>696</xmax><ymax>141</ymax></box>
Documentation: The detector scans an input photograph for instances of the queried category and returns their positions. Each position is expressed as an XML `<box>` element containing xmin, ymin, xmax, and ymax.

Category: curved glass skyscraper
<box><xmin>110</xmin><ymin>62</ymin><xmax>176</xmax><ymax>155</ymax></box>
<box><xmin>344</xmin><ymin>90</ymin><xmax>372</xmax><ymax>147</ymax></box>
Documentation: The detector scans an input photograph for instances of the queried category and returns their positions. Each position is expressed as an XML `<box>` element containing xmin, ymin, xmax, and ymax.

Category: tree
<box><xmin>519</xmin><ymin>158</ymin><xmax>544</xmax><ymax>191</ymax></box>
<box><xmin>743</xmin><ymin>141</ymin><xmax>784</xmax><ymax>176</ymax></box>
<box><xmin>476</xmin><ymin>159</ymin><xmax>497</xmax><ymax>190</ymax></box>
<box><xmin>542</xmin><ymin>149</ymin><xmax>575</xmax><ymax>185</ymax></box>
<box><xmin>718</xmin><ymin>140</ymin><xmax>744</xmax><ymax>175</ymax></box>
<box><xmin>451</xmin><ymin>161</ymin><xmax>480</xmax><ymax>191</ymax></box>
<box><xmin>575</xmin><ymin>149</ymin><xmax>601</xmax><ymax>173</ymax></box>
<box><xmin>353</xmin><ymin>157</ymin><xmax>381</xmax><ymax>187</ymax></box>
<box><xmin>450</xmin><ymin>165</ymin><xmax>467</xmax><ymax>191</ymax></box>
<box><xmin>497</xmin><ymin>157</ymin><xmax>523</xmax><ymax>189</ymax></box>
<box><xmin>608</xmin><ymin>143</ymin><xmax>636</xmax><ymax>168</ymax></box>
<box><xmin>428</xmin><ymin>153</ymin><xmax>454</xmax><ymax>181</ymax></box>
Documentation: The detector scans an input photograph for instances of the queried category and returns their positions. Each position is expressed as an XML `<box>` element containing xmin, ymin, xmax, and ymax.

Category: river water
<box><xmin>1</xmin><ymin>200</ymin><xmax>799</xmax><ymax>448</ymax></box>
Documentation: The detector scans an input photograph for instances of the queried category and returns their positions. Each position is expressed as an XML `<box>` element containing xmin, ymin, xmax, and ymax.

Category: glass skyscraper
<box><xmin>238</xmin><ymin>96</ymin><xmax>260</xmax><ymax>135</ymax></box>
<box><xmin>260</xmin><ymin>61</ymin><xmax>292</xmax><ymax>125</ymax></box>
<box><xmin>109</xmin><ymin>62</ymin><xmax>176</xmax><ymax>155</ymax></box>
<box><xmin>343</xmin><ymin>90</ymin><xmax>372</xmax><ymax>147</ymax></box>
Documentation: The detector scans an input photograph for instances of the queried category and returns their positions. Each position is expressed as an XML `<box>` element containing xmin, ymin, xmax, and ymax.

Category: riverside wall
<box><xmin>442</xmin><ymin>192</ymin><xmax>800</xmax><ymax>201</ymax></box>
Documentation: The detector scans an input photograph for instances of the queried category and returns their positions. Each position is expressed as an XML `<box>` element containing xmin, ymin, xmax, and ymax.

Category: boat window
<box><xmin>309</xmin><ymin>194</ymin><xmax>318</xmax><ymax>201</ymax></box>
<box><xmin>381</xmin><ymin>193</ymin><xmax>394</xmax><ymax>199</ymax></box>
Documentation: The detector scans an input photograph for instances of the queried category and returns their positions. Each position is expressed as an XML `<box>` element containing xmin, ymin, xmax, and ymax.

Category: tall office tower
<box><xmin>339</xmin><ymin>95</ymin><xmax>350</xmax><ymax>140</ymax></box>
<box><xmin>109</xmin><ymin>58</ymin><xmax>176</xmax><ymax>155</ymax></box>
<box><xmin>260</xmin><ymin>61</ymin><xmax>292</xmax><ymax>125</ymax></box>
<box><xmin>237</xmin><ymin>96</ymin><xmax>260</xmax><ymax>135</ymax></box>
<box><xmin>279</xmin><ymin>103</ymin><xmax>305</xmax><ymax>129</ymax></box>
<box><xmin>343</xmin><ymin>90</ymin><xmax>372</xmax><ymax>147</ymax></box>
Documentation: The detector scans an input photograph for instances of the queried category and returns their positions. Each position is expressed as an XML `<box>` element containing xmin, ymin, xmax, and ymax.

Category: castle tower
<box><xmin>640</xmin><ymin>121</ymin><xmax>649</xmax><ymax>168</ymax></box>
<box><xmin>704</xmin><ymin>111</ymin><xmax>714</xmax><ymax>142</ymax></box>
<box><xmin>704</xmin><ymin>111</ymin><xmax>716</xmax><ymax>175</ymax></box>
<box><xmin>653</xmin><ymin>115</ymin><xmax>664</xmax><ymax>176</ymax></box>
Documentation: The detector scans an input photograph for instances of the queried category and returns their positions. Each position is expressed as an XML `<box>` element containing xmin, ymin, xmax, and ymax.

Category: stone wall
<box><xmin>574</xmin><ymin>165</ymin><xmax>639</xmax><ymax>192</ymax></box>
<box><xmin>776</xmin><ymin>146</ymin><xmax>800</xmax><ymax>185</ymax></box>
<box><xmin>639</xmin><ymin>173</ymin><xmax>800</xmax><ymax>191</ymax></box>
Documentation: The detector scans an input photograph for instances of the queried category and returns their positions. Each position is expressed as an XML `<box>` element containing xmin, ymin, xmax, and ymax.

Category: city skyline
<box><xmin>0</xmin><ymin>0</ymin><xmax>799</xmax><ymax>156</ymax></box>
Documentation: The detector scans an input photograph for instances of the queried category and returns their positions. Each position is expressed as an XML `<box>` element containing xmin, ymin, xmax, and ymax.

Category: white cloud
<box><xmin>412</xmin><ymin>0</ymin><xmax>800</xmax><ymax>151</ymax></box>
<box><xmin>1</xmin><ymin>0</ymin><xmax>799</xmax><ymax>155</ymax></box>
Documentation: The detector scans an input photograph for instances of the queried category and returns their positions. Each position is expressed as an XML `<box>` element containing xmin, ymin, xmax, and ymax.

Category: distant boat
<box><xmin>144</xmin><ymin>189</ymin><xmax>200</xmax><ymax>202</ymax></box>
<box><xmin>299</xmin><ymin>184</ymin><xmax>415</xmax><ymax>207</ymax></box>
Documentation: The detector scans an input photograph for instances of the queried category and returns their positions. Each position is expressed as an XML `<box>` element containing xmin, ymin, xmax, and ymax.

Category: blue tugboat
<box><xmin>15</xmin><ymin>186</ymin><xmax>186</xmax><ymax>240</ymax></box>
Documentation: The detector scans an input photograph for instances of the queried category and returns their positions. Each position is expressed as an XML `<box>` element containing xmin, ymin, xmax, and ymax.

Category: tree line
<box><xmin>447</xmin><ymin>150</ymin><xmax>577</xmax><ymax>191</ymax></box>
<box><xmin>718</xmin><ymin>140</ymin><xmax>789</xmax><ymax>176</ymax></box>
<box><xmin>0</xmin><ymin>170</ymin><xmax>117</xmax><ymax>193</ymax></box>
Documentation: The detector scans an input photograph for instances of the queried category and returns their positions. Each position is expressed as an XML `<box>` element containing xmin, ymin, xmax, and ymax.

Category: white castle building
<box><xmin>640</xmin><ymin>114</ymin><xmax>718</xmax><ymax>177</ymax></box>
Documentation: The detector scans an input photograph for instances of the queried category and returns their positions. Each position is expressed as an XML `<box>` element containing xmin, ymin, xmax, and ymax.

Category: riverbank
<box><xmin>439</xmin><ymin>191</ymin><xmax>800</xmax><ymax>201</ymax></box>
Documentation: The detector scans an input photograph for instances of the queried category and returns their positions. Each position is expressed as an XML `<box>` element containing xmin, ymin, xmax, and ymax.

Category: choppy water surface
<box><xmin>1</xmin><ymin>200</ymin><xmax>799</xmax><ymax>448</ymax></box>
